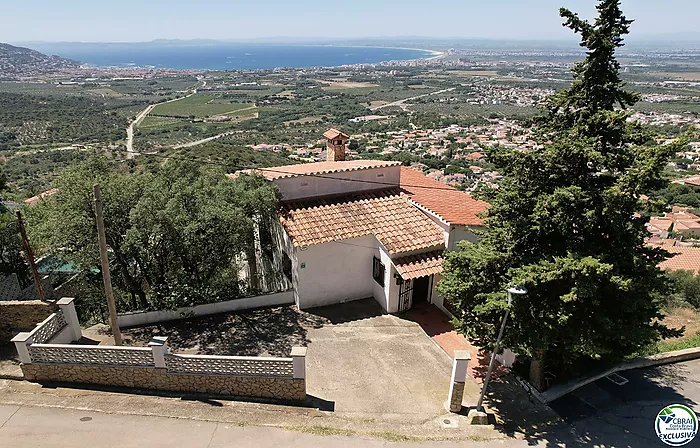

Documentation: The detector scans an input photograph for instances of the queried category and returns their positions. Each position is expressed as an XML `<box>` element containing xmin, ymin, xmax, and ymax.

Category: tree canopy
<box><xmin>438</xmin><ymin>0</ymin><xmax>683</xmax><ymax>389</ymax></box>
<box><xmin>0</xmin><ymin>171</ymin><xmax>30</xmax><ymax>286</ymax></box>
<box><xmin>28</xmin><ymin>156</ymin><xmax>280</xmax><ymax>313</ymax></box>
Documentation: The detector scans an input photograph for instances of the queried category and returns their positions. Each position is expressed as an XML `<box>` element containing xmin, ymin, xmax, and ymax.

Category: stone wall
<box><xmin>0</xmin><ymin>301</ymin><xmax>56</xmax><ymax>342</ymax></box>
<box><xmin>21</xmin><ymin>363</ymin><xmax>306</xmax><ymax>401</ymax></box>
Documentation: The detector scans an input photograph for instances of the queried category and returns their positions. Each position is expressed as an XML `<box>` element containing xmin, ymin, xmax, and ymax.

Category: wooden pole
<box><xmin>93</xmin><ymin>183</ymin><xmax>122</xmax><ymax>346</ymax></box>
<box><xmin>15</xmin><ymin>210</ymin><xmax>45</xmax><ymax>302</ymax></box>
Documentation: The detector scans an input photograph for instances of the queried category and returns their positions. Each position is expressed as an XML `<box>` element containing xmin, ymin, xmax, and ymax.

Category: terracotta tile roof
<box><xmin>660</xmin><ymin>245</ymin><xmax>700</xmax><ymax>274</ymax></box>
<box><xmin>394</xmin><ymin>251</ymin><xmax>443</xmax><ymax>280</ymax></box>
<box><xmin>280</xmin><ymin>189</ymin><xmax>445</xmax><ymax>256</ymax></box>
<box><xmin>323</xmin><ymin>128</ymin><xmax>350</xmax><ymax>140</ymax></box>
<box><xmin>399</xmin><ymin>166</ymin><xmax>489</xmax><ymax>226</ymax></box>
<box><xmin>233</xmin><ymin>160</ymin><xmax>401</xmax><ymax>181</ymax></box>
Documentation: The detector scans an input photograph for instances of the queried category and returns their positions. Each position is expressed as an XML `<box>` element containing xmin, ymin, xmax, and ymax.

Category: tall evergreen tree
<box><xmin>438</xmin><ymin>0</ymin><xmax>683</xmax><ymax>389</ymax></box>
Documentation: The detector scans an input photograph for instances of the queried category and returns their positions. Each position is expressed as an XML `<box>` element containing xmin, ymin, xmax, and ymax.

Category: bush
<box><xmin>666</xmin><ymin>270</ymin><xmax>700</xmax><ymax>309</ymax></box>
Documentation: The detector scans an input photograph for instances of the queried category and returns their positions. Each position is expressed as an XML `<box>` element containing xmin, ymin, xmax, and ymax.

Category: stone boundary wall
<box><xmin>13</xmin><ymin>300</ymin><xmax>308</xmax><ymax>403</ymax></box>
<box><xmin>117</xmin><ymin>290</ymin><xmax>294</xmax><ymax>328</ymax></box>
<box><xmin>0</xmin><ymin>300</ymin><xmax>56</xmax><ymax>342</ymax></box>
<box><xmin>21</xmin><ymin>364</ymin><xmax>306</xmax><ymax>401</ymax></box>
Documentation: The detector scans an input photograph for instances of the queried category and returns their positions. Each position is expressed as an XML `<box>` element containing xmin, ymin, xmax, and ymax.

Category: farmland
<box><xmin>150</xmin><ymin>95</ymin><xmax>251</xmax><ymax>118</ymax></box>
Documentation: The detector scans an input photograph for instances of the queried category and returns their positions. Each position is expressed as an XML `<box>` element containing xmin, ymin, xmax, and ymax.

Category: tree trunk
<box><xmin>529</xmin><ymin>350</ymin><xmax>546</xmax><ymax>391</ymax></box>
<box><xmin>246</xmin><ymin>244</ymin><xmax>259</xmax><ymax>292</ymax></box>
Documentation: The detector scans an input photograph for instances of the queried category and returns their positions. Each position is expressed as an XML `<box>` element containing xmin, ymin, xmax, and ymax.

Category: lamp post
<box><xmin>476</xmin><ymin>285</ymin><xmax>527</xmax><ymax>412</ymax></box>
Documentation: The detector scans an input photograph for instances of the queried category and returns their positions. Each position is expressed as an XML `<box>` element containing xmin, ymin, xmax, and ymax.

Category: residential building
<box><xmin>233</xmin><ymin>130</ymin><xmax>488</xmax><ymax>316</ymax></box>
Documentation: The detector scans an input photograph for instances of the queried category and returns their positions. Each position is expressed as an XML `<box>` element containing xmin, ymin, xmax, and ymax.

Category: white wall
<box><xmin>448</xmin><ymin>225</ymin><xmax>480</xmax><ymax>251</ymax></box>
<box><xmin>273</xmin><ymin>165</ymin><xmax>400</xmax><ymax>201</ymax></box>
<box><xmin>296</xmin><ymin>236</ymin><xmax>382</xmax><ymax>309</ymax></box>
<box><xmin>117</xmin><ymin>291</ymin><xmax>295</xmax><ymax>328</ymax></box>
<box><xmin>372</xmin><ymin>244</ymin><xmax>399</xmax><ymax>313</ymax></box>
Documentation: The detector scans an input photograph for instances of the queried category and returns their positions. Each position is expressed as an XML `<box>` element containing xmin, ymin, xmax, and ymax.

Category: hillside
<box><xmin>0</xmin><ymin>43</ymin><xmax>80</xmax><ymax>78</ymax></box>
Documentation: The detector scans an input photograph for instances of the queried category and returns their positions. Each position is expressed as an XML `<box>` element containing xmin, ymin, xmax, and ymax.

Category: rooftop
<box><xmin>323</xmin><ymin>128</ymin><xmax>350</xmax><ymax>140</ymax></box>
<box><xmin>660</xmin><ymin>244</ymin><xmax>700</xmax><ymax>274</ymax></box>
<box><xmin>280</xmin><ymin>189</ymin><xmax>445</xmax><ymax>256</ymax></box>
<box><xmin>399</xmin><ymin>167</ymin><xmax>489</xmax><ymax>226</ymax></box>
<box><xmin>234</xmin><ymin>160</ymin><xmax>401</xmax><ymax>181</ymax></box>
<box><xmin>394</xmin><ymin>251</ymin><xmax>443</xmax><ymax>280</ymax></box>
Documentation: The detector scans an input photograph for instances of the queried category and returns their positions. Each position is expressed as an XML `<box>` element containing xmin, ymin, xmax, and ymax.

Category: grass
<box><xmin>151</xmin><ymin>95</ymin><xmax>250</xmax><ymax>118</ymax></box>
<box><xmin>639</xmin><ymin>306</ymin><xmax>700</xmax><ymax>355</ymax></box>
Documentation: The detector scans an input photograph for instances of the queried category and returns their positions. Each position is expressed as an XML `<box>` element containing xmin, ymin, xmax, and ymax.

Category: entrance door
<box><xmin>412</xmin><ymin>276</ymin><xmax>430</xmax><ymax>305</ymax></box>
<box><xmin>398</xmin><ymin>279</ymin><xmax>413</xmax><ymax>313</ymax></box>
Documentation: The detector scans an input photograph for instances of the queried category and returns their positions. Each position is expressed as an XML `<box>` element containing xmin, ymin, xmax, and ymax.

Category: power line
<box><xmin>134</xmin><ymin>151</ymin><xmax>469</xmax><ymax>193</ymax></box>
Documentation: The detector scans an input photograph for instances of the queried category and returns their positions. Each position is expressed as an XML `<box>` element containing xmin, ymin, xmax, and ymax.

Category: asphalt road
<box><xmin>0</xmin><ymin>403</ymin><xmax>536</xmax><ymax>448</ymax></box>
<box><xmin>549</xmin><ymin>359</ymin><xmax>700</xmax><ymax>447</ymax></box>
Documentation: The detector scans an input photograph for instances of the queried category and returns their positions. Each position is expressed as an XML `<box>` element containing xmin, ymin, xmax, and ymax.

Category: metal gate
<box><xmin>398</xmin><ymin>278</ymin><xmax>413</xmax><ymax>313</ymax></box>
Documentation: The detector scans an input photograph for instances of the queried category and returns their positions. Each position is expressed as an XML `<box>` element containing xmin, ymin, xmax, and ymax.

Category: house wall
<box><xmin>295</xmin><ymin>236</ymin><xmax>380</xmax><ymax>309</ymax></box>
<box><xmin>373</xmin><ymin>244</ymin><xmax>400</xmax><ymax>313</ymax></box>
<box><xmin>273</xmin><ymin>165</ymin><xmax>400</xmax><ymax>201</ymax></box>
<box><xmin>448</xmin><ymin>225</ymin><xmax>480</xmax><ymax>251</ymax></box>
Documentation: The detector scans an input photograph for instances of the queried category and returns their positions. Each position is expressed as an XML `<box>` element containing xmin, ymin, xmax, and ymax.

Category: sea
<box><xmin>24</xmin><ymin>42</ymin><xmax>435</xmax><ymax>71</ymax></box>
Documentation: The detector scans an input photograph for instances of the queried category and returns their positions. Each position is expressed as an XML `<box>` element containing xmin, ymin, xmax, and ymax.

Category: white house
<box><xmin>233</xmin><ymin>129</ymin><xmax>488</xmax><ymax>316</ymax></box>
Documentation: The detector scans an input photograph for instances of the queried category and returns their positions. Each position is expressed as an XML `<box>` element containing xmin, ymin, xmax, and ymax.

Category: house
<box><xmin>648</xmin><ymin>207</ymin><xmax>700</xmax><ymax>237</ymax></box>
<box><xmin>233</xmin><ymin>130</ymin><xmax>488</xmax><ymax>316</ymax></box>
<box><xmin>658</xmin><ymin>241</ymin><xmax>700</xmax><ymax>274</ymax></box>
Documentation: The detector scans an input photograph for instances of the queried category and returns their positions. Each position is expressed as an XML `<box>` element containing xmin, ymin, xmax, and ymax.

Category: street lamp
<box><xmin>476</xmin><ymin>285</ymin><xmax>527</xmax><ymax>413</ymax></box>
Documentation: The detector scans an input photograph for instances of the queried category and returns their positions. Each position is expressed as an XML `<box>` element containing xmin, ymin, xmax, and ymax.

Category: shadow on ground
<box><xmin>482</xmin><ymin>362</ymin><xmax>700</xmax><ymax>447</ymax></box>
<box><xmin>117</xmin><ymin>305</ymin><xmax>328</xmax><ymax>357</ymax></box>
<box><xmin>303</xmin><ymin>298</ymin><xmax>386</xmax><ymax>325</ymax></box>
<box><xmin>111</xmin><ymin>300</ymin><xmax>385</xmax><ymax>357</ymax></box>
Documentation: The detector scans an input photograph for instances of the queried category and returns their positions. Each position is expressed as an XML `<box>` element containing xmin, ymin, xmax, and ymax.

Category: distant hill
<box><xmin>0</xmin><ymin>43</ymin><xmax>80</xmax><ymax>78</ymax></box>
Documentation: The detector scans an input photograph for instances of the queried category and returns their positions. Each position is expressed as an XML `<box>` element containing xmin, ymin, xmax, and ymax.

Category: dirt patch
<box><xmin>663</xmin><ymin>306</ymin><xmax>700</xmax><ymax>339</ymax></box>
<box><xmin>317</xmin><ymin>80</ymin><xmax>378</xmax><ymax>89</ymax></box>
<box><xmin>113</xmin><ymin>306</ymin><xmax>328</xmax><ymax>357</ymax></box>
<box><xmin>449</xmin><ymin>70</ymin><xmax>499</xmax><ymax>77</ymax></box>
<box><xmin>651</xmin><ymin>72</ymin><xmax>700</xmax><ymax>82</ymax></box>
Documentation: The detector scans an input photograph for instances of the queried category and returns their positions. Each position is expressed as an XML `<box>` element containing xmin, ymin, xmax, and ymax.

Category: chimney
<box><xmin>323</xmin><ymin>128</ymin><xmax>349</xmax><ymax>162</ymax></box>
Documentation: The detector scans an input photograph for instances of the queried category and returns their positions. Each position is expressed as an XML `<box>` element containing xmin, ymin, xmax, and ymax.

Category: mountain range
<box><xmin>0</xmin><ymin>43</ymin><xmax>80</xmax><ymax>78</ymax></box>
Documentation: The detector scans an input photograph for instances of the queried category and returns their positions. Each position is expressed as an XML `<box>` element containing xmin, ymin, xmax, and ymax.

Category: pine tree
<box><xmin>438</xmin><ymin>0</ymin><xmax>684</xmax><ymax>390</ymax></box>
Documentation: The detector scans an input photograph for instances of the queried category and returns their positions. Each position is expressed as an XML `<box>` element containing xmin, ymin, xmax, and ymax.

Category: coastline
<box><xmin>42</xmin><ymin>43</ymin><xmax>444</xmax><ymax>72</ymax></box>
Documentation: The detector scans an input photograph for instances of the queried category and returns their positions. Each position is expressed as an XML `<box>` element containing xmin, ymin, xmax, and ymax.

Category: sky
<box><xmin>1</xmin><ymin>0</ymin><xmax>697</xmax><ymax>43</ymax></box>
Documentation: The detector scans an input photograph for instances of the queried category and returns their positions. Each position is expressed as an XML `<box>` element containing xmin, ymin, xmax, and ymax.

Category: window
<box><xmin>373</xmin><ymin>256</ymin><xmax>385</xmax><ymax>287</ymax></box>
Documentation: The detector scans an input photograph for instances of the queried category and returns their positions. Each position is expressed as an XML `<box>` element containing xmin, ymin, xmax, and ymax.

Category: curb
<box><xmin>538</xmin><ymin>347</ymin><xmax>700</xmax><ymax>403</ymax></box>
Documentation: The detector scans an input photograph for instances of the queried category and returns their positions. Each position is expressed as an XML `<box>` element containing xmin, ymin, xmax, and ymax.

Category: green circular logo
<box><xmin>656</xmin><ymin>404</ymin><xmax>698</xmax><ymax>446</ymax></box>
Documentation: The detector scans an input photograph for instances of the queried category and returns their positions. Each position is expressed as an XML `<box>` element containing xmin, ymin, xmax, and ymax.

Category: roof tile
<box><xmin>399</xmin><ymin>167</ymin><xmax>489</xmax><ymax>226</ymax></box>
<box><xmin>280</xmin><ymin>189</ymin><xmax>445</xmax><ymax>256</ymax></box>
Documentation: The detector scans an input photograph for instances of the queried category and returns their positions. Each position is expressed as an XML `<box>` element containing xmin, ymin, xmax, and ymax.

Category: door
<box><xmin>398</xmin><ymin>278</ymin><xmax>413</xmax><ymax>313</ymax></box>
<box><xmin>412</xmin><ymin>276</ymin><xmax>430</xmax><ymax>305</ymax></box>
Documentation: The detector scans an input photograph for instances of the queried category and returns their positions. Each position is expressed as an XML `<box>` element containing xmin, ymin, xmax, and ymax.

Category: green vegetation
<box><xmin>2</xmin><ymin>149</ymin><xmax>89</xmax><ymax>197</ymax></box>
<box><xmin>653</xmin><ymin>183</ymin><xmax>700</xmax><ymax>208</ymax></box>
<box><xmin>0</xmin><ymin>92</ymin><xmax>126</xmax><ymax>149</ymax></box>
<box><xmin>666</xmin><ymin>270</ymin><xmax>700</xmax><ymax>309</ymax></box>
<box><xmin>438</xmin><ymin>0</ymin><xmax>682</xmax><ymax>390</ymax></box>
<box><xmin>0</xmin><ymin>171</ymin><xmax>30</xmax><ymax>287</ymax></box>
<box><xmin>150</xmin><ymin>95</ymin><xmax>251</xmax><ymax>118</ymax></box>
<box><xmin>27</xmin><ymin>156</ymin><xmax>280</xmax><ymax>314</ymax></box>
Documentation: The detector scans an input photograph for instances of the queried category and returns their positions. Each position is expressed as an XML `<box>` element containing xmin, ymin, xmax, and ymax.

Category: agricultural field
<box><xmin>150</xmin><ymin>94</ymin><xmax>251</xmax><ymax>118</ymax></box>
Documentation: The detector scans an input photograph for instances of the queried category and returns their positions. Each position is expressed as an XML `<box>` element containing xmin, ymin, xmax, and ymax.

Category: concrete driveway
<box><xmin>550</xmin><ymin>359</ymin><xmax>700</xmax><ymax>447</ymax></box>
<box><xmin>303</xmin><ymin>299</ymin><xmax>476</xmax><ymax>422</ymax></box>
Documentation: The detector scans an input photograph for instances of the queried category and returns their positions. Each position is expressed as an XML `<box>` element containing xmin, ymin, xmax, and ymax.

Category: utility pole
<box><xmin>93</xmin><ymin>183</ymin><xmax>122</xmax><ymax>346</ymax></box>
<box><xmin>476</xmin><ymin>286</ymin><xmax>527</xmax><ymax>412</ymax></box>
<box><xmin>15</xmin><ymin>210</ymin><xmax>45</xmax><ymax>302</ymax></box>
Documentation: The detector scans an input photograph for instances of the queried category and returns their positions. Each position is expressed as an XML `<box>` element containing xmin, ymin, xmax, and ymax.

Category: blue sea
<box><xmin>24</xmin><ymin>42</ymin><xmax>434</xmax><ymax>70</ymax></box>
